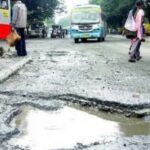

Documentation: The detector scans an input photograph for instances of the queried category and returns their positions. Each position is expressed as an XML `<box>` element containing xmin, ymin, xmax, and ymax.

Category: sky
<box><xmin>64</xmin><ymin>0</ymin><xmax>89</xmax><ymax>12</ymax></box>
<box><xmin>55</xmin><ymin>0</ymin><xmax>89</xmax><ymax>23</ymax></box>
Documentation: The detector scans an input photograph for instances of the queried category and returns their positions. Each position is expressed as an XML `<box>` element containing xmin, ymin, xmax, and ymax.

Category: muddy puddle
<box><xmin>9</xmin><ymin>105</ymin><xmax>150</xmax><ymax>150</ymax></box>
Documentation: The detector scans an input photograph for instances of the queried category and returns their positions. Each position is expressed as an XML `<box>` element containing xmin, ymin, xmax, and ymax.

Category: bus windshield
<box><xmin>0</xmin><ymin>0</ymin><xmax>8</xmax><ymax>9</ymax></box>
<box><xmin>72</xmin><ymin>12</ymin><xmax>100</xmax><ymax>24</ymax></box>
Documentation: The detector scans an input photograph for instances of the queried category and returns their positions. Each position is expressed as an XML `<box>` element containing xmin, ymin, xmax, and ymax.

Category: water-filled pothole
<box><xmin>9</xmin><ymin>105</ymin><xmax>150</xmax><ymax>150</ymax></box>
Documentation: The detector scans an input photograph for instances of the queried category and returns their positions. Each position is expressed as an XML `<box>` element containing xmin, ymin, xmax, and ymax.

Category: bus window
<box><xmin>0</xmin><ymin>0</ymin><xmax>8</xmax><ymax>9</ymax></box>
<box><xmin>0</xmin><ymin>0</ymin><xmax>11</xmax><ymax>39</ymax></box>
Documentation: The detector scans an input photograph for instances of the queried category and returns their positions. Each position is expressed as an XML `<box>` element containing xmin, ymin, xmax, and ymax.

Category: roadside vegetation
<box><xmin>90</xmin><ymin>0</ymin><xmax>150</xmax><ymax>35</ymax></box>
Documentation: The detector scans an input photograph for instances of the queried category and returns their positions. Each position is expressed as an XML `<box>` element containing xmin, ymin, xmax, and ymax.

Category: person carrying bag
<box><xmin>11</xmin><ymin>0</ymin><xmax>27</xmax><ymax>56</ymax></box>
<box><xmin>124</xmin><ymin>0</ymin><xmax>145</xmax><ymax>63</ymax></box>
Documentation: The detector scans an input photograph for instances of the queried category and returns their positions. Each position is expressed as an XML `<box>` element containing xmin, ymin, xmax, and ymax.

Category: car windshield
<box><xmin>31</xmin><ymin>23</ymin><xmax>43</xmax><ymax>29</ymax></box>
<box><xmin>71</xmin><ymin>8</ymin><xmax>100</xmax><ymax>24</ymax></box>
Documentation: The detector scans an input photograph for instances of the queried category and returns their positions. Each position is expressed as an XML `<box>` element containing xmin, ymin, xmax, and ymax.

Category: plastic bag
<box><xmin>124</xmin><ymin>10</ymin><xmax>137</xmax><ymax>39</ymax></box>
<box><xmin>6</xmin><ymin>30</ymin><xmax>21</xmax><ymax>47</ymax></box>
<box><xmin>124</xmin><ymin>10</ymin><xmax>137</xmax><ymax>32</ymax></box>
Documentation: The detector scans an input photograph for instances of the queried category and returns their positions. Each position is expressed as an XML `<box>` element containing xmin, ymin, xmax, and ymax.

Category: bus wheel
<box><xmin>81</xmin><ymin>38</ymin><xmax>87</xmax><ymax>42</ymax></box>
<box><xmin>102</xmin><ymin>37</ymin><xmax>105</xmax><ymax>41</ymax></box>
<box><xmin>97</xmin><ymin>37</ymin><xmax>102</xmax><ymax>42</ymax></box>
<box><xmin>74</xmin><ymin>38</ymin><xmax>79</xmax><ymax>43</ymax></box>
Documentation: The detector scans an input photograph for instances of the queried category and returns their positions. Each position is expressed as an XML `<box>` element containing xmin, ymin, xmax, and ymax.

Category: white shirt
<box><xmin>12</xmin><ymin>1</ymin><xmax>27</xmax><ymax>28</ymax></box>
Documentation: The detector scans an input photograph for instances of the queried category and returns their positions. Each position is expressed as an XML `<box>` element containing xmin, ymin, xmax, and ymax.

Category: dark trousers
<box><xmin>15</xmin><ymin>28</ymin><xmax>27</xmax><ymax>56</ymax></box>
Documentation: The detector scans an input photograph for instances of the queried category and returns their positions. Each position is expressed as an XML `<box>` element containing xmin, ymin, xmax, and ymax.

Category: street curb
<box><xmin>0</xmin><ymin>56</ymin><xmax>32</xmax><ymax>83</ymax></box>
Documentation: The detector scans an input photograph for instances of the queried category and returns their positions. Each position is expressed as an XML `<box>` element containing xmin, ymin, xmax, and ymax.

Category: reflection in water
<box><xmin>120</xmin><ymin>123</ymin><xmax>150</xmax><ymax>136</ymax></box>
<box><xmin>10</xmin><ymin>106</ymin><xmax>150</xmax><ymax>150</ymax></box>
<box><xmin>73</xmin><ymin>105</ymin><xmax>150</xmax><ymax>137</ymax></box>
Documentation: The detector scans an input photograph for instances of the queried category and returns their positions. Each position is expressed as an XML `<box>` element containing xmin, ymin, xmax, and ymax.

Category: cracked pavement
<box><xmin>0</xmin><ymin>37</ymin><xmax>150</xmax><ymax>149</ymax></box>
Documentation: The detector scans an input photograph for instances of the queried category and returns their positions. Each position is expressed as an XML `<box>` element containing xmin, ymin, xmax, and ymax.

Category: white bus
<box><xmin>70</xmin><ymin>4</ymin><xmax>107</xmax><ymax>43</ymax></box>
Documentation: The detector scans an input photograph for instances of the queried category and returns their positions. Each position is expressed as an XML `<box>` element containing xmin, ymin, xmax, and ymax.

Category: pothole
<box><xmin>9</xmin><ymin>105</ymin><xmax>150</xmax><ymax>150</ymax></box>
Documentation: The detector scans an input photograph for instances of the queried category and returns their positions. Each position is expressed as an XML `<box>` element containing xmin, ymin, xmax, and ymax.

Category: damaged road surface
<box><xmin>0</xmin><ymin>37</ymin><xmax>150</xmax><ymax>149</ymax></box>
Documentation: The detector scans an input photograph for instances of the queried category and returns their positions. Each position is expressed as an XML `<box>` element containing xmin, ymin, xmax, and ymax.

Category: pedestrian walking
<box><xmin>128</xmin><ymin>0</ymin><xmax>145</xmax><ymax>62</ymax></box>
<box><xmin>12</xmin><ymin>0</ymin><xmax>27</xmax><ymax>56</ymax></box>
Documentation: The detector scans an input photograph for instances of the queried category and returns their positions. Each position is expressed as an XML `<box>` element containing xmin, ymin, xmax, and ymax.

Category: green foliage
<box><xmin>90</xmin><ymin>0</ymin><xmax>150</xmax><ymax>26</ymax></box>
<box><xmin>89</xmin><ymin>0</ymin><xmax>102</xmax><ymax>5</ymax></box>
<box><xmin>144</xmin><ymin>0</ymin><xmax>150</xmax><ymax>21</ymax></box>
<box><xmin>45</xmin><ymin>18</ymin><xmax>55</xmax><ymax>27</ymax></box>
<box><xmin>22</xmin><ymin>0</ymin><xmax>65</xmax><ymax>23</ymax></box>
<box><xmin>58</xmin><ymin>16</ymin><xmax>70</xmax><ymax>27</ymax></box>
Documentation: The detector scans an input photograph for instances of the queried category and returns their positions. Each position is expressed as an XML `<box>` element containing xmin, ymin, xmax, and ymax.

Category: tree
<box><xmin>45</xmin><ymin>18</ymin><xmax>55</xmax><ymax>27</ymax></box>
<box><xmin>90</xmin><ymin>0</ymin><xmax>150</xmax><ymax>26</ymax></box>
<box><xmin>21</xmin><ymin>0</ymin><xmax>65</xmax><ymax>23</ymax></box>
<box><xmin>89</xmin><ymin>0</ymin><xmax>102</xmax><ymax>5</ymax></box>
<box><xmin>144</xmin><ymin>0</ymin><xmax>150</xmax><ymax>21</ymax></box>
<box><xmin>58</xmin><ymin>16</ymin><xmax>70</xmax><ymax>27</ymax></box>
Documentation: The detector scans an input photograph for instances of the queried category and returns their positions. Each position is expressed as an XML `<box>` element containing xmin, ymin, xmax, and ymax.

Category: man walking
<box><xmin>12</xmin><ymin>0</ymin><xmax>27</xmax><ymax>56</ymax></box>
